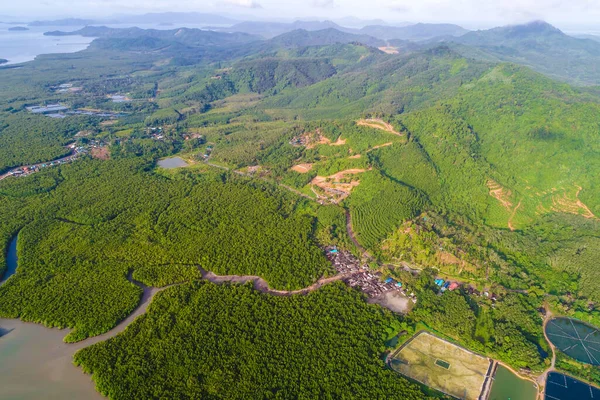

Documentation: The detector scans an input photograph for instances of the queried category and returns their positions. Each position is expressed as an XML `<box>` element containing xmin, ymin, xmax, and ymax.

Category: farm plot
<box><xmin>390</xmin><ymin>331</ymin><xmax>491</xmax><ymax>400</ymax></box>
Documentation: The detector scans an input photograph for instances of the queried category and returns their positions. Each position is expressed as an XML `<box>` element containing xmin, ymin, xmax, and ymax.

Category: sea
<box><xmin>0</xmin><ymin>22</ymin><xmax>232</xmax><ymax>65</ymax></box>
<box><xmin>0</xmin><ymin>24</ymin><xmax>95</xmax><ymax>65</ymax></box>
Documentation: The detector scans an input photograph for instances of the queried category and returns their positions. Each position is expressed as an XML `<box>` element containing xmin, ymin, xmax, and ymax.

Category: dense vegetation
<box><xmin>411</xmin><ymin>287</ymin><xmax>547</xmax><ymax>370</ymax></box>
<box><xmin>0</xmin><ymin>159</ymin><xmax>330</xmax><ymax>341</ymax></box>
<box><xmin>75</xmin><ymin>282</ymin><xmax>430</xmax><ymax>399</ymax></box>
<box><xmin>1</xmin><ymin>21</ymin><xmax>600</xmax><ymax>395</ymax></box>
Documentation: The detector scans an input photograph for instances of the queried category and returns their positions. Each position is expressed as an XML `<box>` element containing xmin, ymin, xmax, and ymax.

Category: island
<box><xmin>8</xmin><ymin>26</ymin><xmax>29</xmax><ymax>31</ymax></box>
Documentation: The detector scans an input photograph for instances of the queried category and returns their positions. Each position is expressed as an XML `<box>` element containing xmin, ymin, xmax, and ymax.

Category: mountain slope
<box><xmin>447</xmin><ymin>21</ymin><xmax>600</xmax><ymax>85</ymax></box>
<box><xmin>269</xmin><ymin>28</ymin><xmax>385</xmax><ymax>48</ymax></box>
<box><xmin>45</xmin><ymin>26</ymin><xmax>260</xmax><ymax>46</ymax></box>
<box><xmin>215</xmin><ymin>20</ymin><xmax>345</xmax><ymax>39</ymax></box>
<box><xmin>360</xmin><ymin>23</ymin><xmax>468</xmax><ymax>41</ymax></box>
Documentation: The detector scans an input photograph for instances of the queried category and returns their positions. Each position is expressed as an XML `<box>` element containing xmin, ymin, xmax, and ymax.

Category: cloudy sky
<box><xmin>1</xmin><ymin>0</ymin><xmax>599</xmax><ymax>30</ymax></box>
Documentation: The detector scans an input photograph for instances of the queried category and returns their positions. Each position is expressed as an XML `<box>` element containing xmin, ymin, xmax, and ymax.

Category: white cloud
<box><xmin>312</xmin><ymin>0</ymin><xmax>336</xmax><ymax>8</ymax></box>
<box><xmin>4</xmin><ymin>0</ymin><xmax>600</xmax><ymax>30</ymax></box>
<box><xmin>220</xmin><ymin>0</ymin><xmax>262</xmax><ymax>8</ymax></box>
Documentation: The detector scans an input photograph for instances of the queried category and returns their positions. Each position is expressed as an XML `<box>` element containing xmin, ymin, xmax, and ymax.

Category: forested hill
<box><xmin>444</xmin><ymin>21</ymin><xmax>600</xmax><ymax>85</ymax></box>
<box><xmin>268</xmin><ymin>28</ymin><xmax>385</xmax><ymax>48</ymax></box>
<box><xmin>44</xmin><ymin>26</ymin><xmax>261</xmax><ymax>47</ymax></box>
<box><xmin>210</xmin><ymin>20</ymin><xmax>469</xmax><ymax>42</ymax></box>
<box><xmin>359</xmin><ymin>23</ymin><xmax>469</xmax><ymax>41</ymax></box>
<box><xmin>208</xmin><ymin>20</ymin><xmax>347</xmax><ymax>38</ymax></box>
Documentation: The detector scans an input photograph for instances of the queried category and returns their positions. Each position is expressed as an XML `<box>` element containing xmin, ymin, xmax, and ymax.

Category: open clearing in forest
<box><xmin>550</xmin><ymin>185</ymin><xmax>596</xmax><ymax>219</ymax></box>
<box><xmin>290</xmin><ymin>163</ymin><xmax>313</xmax><ymax>173</ymax></box>
<box><xmin>311</xmin><ymin>169</ymin><xmax>366</xmax><ymax>203</ymax></box>
<box><xmin>378</xmin><ymin>46</ymin><xmax>399</xmax><ymax>54</ymax></box>
<box><xmin>91</xmin><ymin>147</ymin><xmax>110</xmax><ymax>160</ymax></box>
<box><xmin>293</xmin><ymin>129</ymin><xmax>346</xmax><ymax>149</ymax></box>
<box><xmin>367</xmin><ymin>142</ymin><xmax>394</xmax><ymax>152</ymax></box>
<box><xmin>357</xmin><ymin>119</ymin><xmax>402</xmax><ymax>136</ymax></box>
<box><xmin>390</xmin><ymin>331</ymin><xmax>491</xmax><ymax>400</ymax></box>
<box><xmin>487</xmin><ymin>180</ymin><xmax>513</xmax><ymax>211</ymax></box>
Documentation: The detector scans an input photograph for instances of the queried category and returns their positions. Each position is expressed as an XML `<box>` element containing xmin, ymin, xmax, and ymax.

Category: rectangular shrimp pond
<box><xmin>389</xmin><ymin>331</ymin><xmax>492</xmax><ymax>400</ymax></box>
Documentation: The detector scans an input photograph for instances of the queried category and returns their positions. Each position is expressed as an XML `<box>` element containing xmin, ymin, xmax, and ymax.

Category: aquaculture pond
<box><xmin>545</xmin><ymin>372</ymin><xmax>600</xmax><ymax>400</ymax></box>
<box><xmin>1</xmin><ymin>235</ymin><xmax>18</xmax><ymax>284</ymax></box>
<box><xmin>489</xmin><ymin>365</ymin><xmax>537</xmax><ymax>400</ymax></box>
<box><xmin>157</xmin><ymin>157</ymin><xmax>189</xmax><ymax>169</ymax></box>
<box><xmin>546</xmin><ymin>317</ymin><xmax>600</xmax><ymax>365</ymax></box>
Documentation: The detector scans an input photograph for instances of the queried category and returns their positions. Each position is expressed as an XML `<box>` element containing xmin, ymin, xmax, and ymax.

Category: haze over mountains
<box><xmin>38</xmin><ymin>14</ymin><xmax>600</xmax><ymax>86</ymax></box>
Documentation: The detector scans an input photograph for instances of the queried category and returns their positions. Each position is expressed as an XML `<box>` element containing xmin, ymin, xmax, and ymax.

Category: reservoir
<box><xmin>1</xmin><ymin>235</ymin><xmax>18</xmax><ymax>284</ymax></box>
<box><xmin>489</xmin><ymin>365</ymin><xmax>537</xmax><ymax>400</ymax></box>
<box><xmin>158</xmin><ymin>157</ymin><xmax>189</xmax><ymax>169</ymax></box>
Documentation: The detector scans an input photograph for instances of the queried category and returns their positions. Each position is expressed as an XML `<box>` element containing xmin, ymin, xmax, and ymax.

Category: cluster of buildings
<box><xmin>51</xmin><ymin>83</ymin><xmax>82</xmax><ymax>93</ymax></box>
<box><xmin>325</xmin><ymin>247</ymin><xmax>411</xmax><ymax>299</ymax></box>
<box><xmin>434</xmin><ymin>278</ymin><xmax>460</xmax><ymax>294</ymax></box>
<box><xmin>2</xmin><ymin>146</ymin><xmax>86</xmax><ymax>180</ymax></box>
<box><xmin>146</xmin><ymin>127</ymin><xmax>165</xmax><ymax>140</ymax></box>
<box><xmin>26</xmin><ymin>104</ymin><xmax>69</xmax><ymax>115</ymax></box>
<box><xmin>110</xmin><ymin>95</ymin><xmax>129</xmax><ymax>103</ymax></box>
<box><xmin>26</xmin><ymin>104</ymin><xmax>123</xmax><ymax>119</ymax></box>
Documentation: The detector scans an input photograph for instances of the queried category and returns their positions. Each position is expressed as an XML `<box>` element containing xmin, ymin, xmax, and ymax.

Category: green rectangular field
<box><xmin>390</xmin><ymin>331</ymin><xmax>491</xmax><ymax>400</ymax></box>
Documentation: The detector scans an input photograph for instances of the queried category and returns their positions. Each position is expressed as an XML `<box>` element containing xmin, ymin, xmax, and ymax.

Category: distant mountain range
<box><xmin>359</xmin><ymin>23</ymin><xmax>468</xmax><ymax>41</ymax></box>
<box><xmin>28</xmin><ymin>18</ymin><xmax>101</xmax><ymax>27</ymax></box>
<box><xmin>269</xmin><ymin>28</ymin><xmax>385</xmax><ymax>48</ymax></box>
<box><xmin>115</xmin><ymin>12</ymin><xmax>239</xmax><ymax>26</ymax></box>
<box><xmin>211</xmin><ymin>20</ymin><xmax>470</xmax><ymax>42</ymax></box>
<box><xmin>41</xmin><ymin>18</ymin><xmax>600</xmax><ymax>85</ymax></box>
<box><xmin>212</xmin><ymin>20</ymin><xmax>344</xmax><ymax>38</ymax></box>
<box><xmin>45</xmin><ymin>26</ymin><xmax>260</xmax><ymax>46</ymax></box>
<box><xmin>439</xmin><ymin>21</ymin><xmax>600</xmax><ymax>85</ymax></box>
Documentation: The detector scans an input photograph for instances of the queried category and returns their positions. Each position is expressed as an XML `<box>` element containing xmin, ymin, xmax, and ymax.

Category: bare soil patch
<box><xmin>357</xmin><ymin>119</ymin><xmax>402</xmax><ymax>136</ymax></box>
<box><xmin>551</xmin><ymin>185</ymin><xmax>597</xmax><ymax>219</ymax></box>
<box><xmin>487</xmin><ymin>180</ymin><xmax>513</xmax><ymax>211</ymax></box>
<box><xmin>508</xmin><ymin>200</ymin><xmax>522</xmax><ymax>231</ymax></box>
<box><xmin>311</xmin><ymin>169</ymin><xmax>366</xmax><ymax>203</ymax></box>
<box><xmin>331</xmin><ymin>137</ymin><xmax>346</xmax><ymax>146</ymax></box>
<box><xmin>291</xmin><ymin>129</ymin><xmax>347</xmax><ymax>149</ymax></box>
<box><xmin>291</xmin><ymin>163</ymin><xmax>313</xmax><ymax>173</ymax></box>
<box><xmin>367</xmin><ymin>142</ymin><xmax>394</xmax><ymax>152</ymax></box>
<box><xmin>90</xmin><ymin>147</ymin><xmax>110</xmax><ymax>160</ymax></box>
<box><xmin>378</xmin><ymin>46</ymin><xmax>399</xmax><ymax>54</ymax></box>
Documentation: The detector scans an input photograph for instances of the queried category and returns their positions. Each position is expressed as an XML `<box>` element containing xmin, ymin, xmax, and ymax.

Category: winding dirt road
<box><xmin>69</xmin><ymin>266</ymin><xmax>365</xmax><ymax>349</ymax></box>
<box><xmin>537</xmin><ymin>310</ymin><xmax>557</xmax><ymax>400</ymax></box>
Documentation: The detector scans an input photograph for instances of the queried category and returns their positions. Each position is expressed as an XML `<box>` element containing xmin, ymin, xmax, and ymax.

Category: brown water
<box><xmin>0</xmin><ymin>319</ymin><xmax>102</xmax><ymax>400</ymax></box>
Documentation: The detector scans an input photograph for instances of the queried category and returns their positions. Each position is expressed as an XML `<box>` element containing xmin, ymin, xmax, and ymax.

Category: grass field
<box><xmin>390</xmin><ymin>331</ymin><xmax>491</xmax><ymax>400</ymax></box>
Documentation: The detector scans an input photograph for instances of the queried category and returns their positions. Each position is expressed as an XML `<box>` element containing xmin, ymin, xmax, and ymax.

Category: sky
<box><xmin>1</xmin><ymin>0</ymin><xmax>600</xmax><ymax>30</ymax></box>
